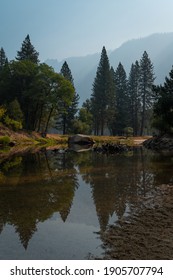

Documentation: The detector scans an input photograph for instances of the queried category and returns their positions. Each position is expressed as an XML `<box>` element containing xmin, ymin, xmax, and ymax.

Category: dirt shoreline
<box><xmin>99</xmin><ymin>184</ymin><xmax>173</xmax><ymax>259</ymax></box>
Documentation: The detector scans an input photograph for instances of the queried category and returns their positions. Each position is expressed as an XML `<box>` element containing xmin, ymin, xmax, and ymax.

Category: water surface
<box><xmin>0</xmin><ymin>146</ymin><xmax>172</xmax><ymax>259</ymax></box>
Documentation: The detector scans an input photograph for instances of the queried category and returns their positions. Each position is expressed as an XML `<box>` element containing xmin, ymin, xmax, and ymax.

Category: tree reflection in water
<box><xmin>0</xmin><ymin>147</ymin><xmax>172</xmax><ymax>256</ymax></box>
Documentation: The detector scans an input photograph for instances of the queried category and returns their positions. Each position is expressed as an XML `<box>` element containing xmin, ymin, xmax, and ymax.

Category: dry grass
<box><xmin>0</xmin><ymin>124</ymin><xmax>150</xmax><ymax>147</ymax></box>
<box><xmin>92</xmin><ymin>135</ymin><xmax>150</xmax><ymax>145</ymax></box>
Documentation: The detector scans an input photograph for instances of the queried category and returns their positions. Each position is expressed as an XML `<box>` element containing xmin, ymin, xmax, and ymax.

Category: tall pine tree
<box><xmin>114</xmin><ymin>62</ymin><xmax>129</xmax><ymax>135</ymax></box>
<box><xmin>139</xmin><ymin>51</ymin><xmax>155</xmax><ymax>135</ymax></box>
<box><xmin>59</xmin><ymin>61</ymin><xmax>79</xmax><ymax>134</ymax></box>
<box><xmin>16</xmin><ymin>34</ymin><xmax>39</xmax><ymax>64</ymax></box>
<box><xmin>91</xmin><ymin>46</ymin><xmax>114</xmax><ymax>135</ymax></box>
<box><xmin>128</xmin><ymin>61</ymin><xmax>140</xmax><ymax>135</ymax></box>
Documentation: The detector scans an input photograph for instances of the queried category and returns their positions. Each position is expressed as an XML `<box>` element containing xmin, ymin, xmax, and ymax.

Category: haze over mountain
<box><xmin>45</xmin><ymin>33</ymin><xmax>173</xmax><ymax>105</ymax></box>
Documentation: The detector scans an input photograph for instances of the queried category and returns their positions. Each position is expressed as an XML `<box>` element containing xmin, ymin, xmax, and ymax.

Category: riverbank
<box><xmin>99</xmin><ymin>184</ymin><xmax>173</xmax><ymax>260</ymax></box>
<box><xmin>0</xmin><ymin>124</ymin><xmax>68</xmax><ymax>146</ymax></box>
<box><xmin>143</xmin><ymin>135</ymin><xmax>173</xmax><ymax>150</ymax></box>
<box><xmin>0</xmin><ymin>124</ymin><xmax>149</xmax><ymax>147</ymax></box>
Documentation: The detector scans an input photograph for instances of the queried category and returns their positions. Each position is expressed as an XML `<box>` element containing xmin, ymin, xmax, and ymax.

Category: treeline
<box><xmin>90</xmin><ymin>47</ymin><xmax>155</xmax><ymax>136</ymax></box>
<box><xmin>0</xmin><ymin>35</ymin><xmax>79</xmax><ymax>134</ymax></box>
<box><xmin>80</xmin><ymin>46</ymin><xmax>173</xmax><ymax>136</ymax></box>
<box><xmin>0</xmin><ymin>36</ymin><xmax>173</xmax><ymax>136</ymax></box>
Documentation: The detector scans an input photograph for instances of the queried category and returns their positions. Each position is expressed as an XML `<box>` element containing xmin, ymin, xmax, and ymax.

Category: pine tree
<box><xmin>59</xmin><ymin>61</ymin><xmax>79</xmax><ymax>134</ymax></box>
<box><xmin>128</xmin><ymin>61</ymin><xmax>140</xmax><ymax>135</ymax></box>
<box><xmin>60</xmin><ymin>61</ymin><xmax>74</xmax><ymax>84</ymax></box>
<box><xmin>0</xmin><ymin>47</ymin><xmax>7</xmax><ymax>70</ymax></box>
<box><xmin>16</xmin><ymin>34</ymin><xmax>39</xmax><ymax>64</ymax></box>
<box><xmin>91</xmin><ymin>46</ymin><xmax>113</xmax><ymax>135</ymax></box>
<box><xmin>114</xmin><ymin>62</ymin><xmax>129</xmax><ymax>135</ymax></box>
<box><xmin>139</xmin><ymin>51</ymin><xmax>155</xmax><ymax>135</ymax></box>
<box><xmin>0</xmin><ymin>48</ymin><xmax>10</xmax><ymax>105</ymax></box>
<box><xmin>106</xmin><ymin>66</ymin><xmax>117</xmax><ymax>135</ymax></box>
<box><xmin>153</xmin><ymin>68</ymin><xmax>173</xmax><ymax>134</ymax></box>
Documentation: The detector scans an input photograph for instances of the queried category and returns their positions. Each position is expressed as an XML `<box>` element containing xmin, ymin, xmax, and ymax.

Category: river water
<box><xmin>0</xmin><ymin>145</ymin><xmax>173</xmax><ymax>259</ymax></box>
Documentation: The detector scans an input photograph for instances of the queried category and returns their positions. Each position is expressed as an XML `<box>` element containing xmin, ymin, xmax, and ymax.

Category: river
<box><xmin>0</xmin><ymin>145</ymin><xmax>173</xmax><ymax>259</ymax></box>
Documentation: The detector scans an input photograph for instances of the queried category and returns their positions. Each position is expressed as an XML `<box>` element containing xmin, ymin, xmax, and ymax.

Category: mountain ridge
<box><xmin>45</xmin><ymin>32</ymin><xmax>173</xmax><ymax>105</ymax></box>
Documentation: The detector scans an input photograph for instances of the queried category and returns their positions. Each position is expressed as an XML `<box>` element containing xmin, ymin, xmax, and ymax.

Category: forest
<box><xmin>0</xmin><ymin>35</ymin><xmax>173</xmax><ymax>136</ymax></box>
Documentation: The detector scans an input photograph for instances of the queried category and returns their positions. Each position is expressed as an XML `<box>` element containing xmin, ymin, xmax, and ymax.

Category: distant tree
<box><xmin>72</xmin><ymin>100</ymin><xmax>93</xmax><ymax>134</ymax></box>
<box><xmin>58</xmin><ymin>61</ymin><xmax>79</xmax><ymax>134</ymax></box>
<box><xmin>91</xmin><ymin>46</ymin><xmax>114</xmax><ymax>135</ymax></box>
<box><xmin>114</xmin><ymin>62</ymin><xmax>129</xmax><ymax>135</ymax></box>
<box><xmin>60</xmin><ymin>61</ymin><xmax>74</xmax><ymax>83</ymax></box>
<box><xmin>0</xmin><ymin>47</ymin><xmax>7</xmax><ymax>70</ymax></box>
<box><xmin>72</xmin><ymin>110</ymin><xmax>92</xmax><ymax>135</ymax></box>
<box><xmin>16</xmin><ymin>34</ymin><xmax>39</xmax><ymax>64</ymax></box>
<box><xmin>152</xmin><ymin>67</ymin><xmax>173</xmax><ymax>134</ymax></box>
<box><xmin>139</xmin><ymin>51</ymin><xmax>155</xmax><ymax>135</ymax></box>
<box><xmin>128</xmin><ymin>61</ymin><xmax>140</xmax><ymax>135</ymax></box>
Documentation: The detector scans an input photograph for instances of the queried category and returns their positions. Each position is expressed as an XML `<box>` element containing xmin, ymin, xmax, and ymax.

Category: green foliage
<box><xmin>72</xmin><ymin>119</ymin><xmax>91</xmax><ymax>135</ymax></box>
<box><xmin>4</xmin><ymin>115</ymin><xmax>22</xmax><ymax>130</ymax></box>
<box><xmin>124</xmin><ymin>127</ymin><xmax>134</xmax><ymax>137</ymax></box>
<box><xmin>153</xmin><ymin>69</ymin><xmax>173</xmax><ymax>134</ymax></box>
<box><xmin>0</xmin><ymin>104</ymin><xmax>22</xmax><ymax>131</ymax></box>
<box><xmin>0</xmin><ymin>136</ymin><xmax>11</xmax><ymax>146</ymax></box>
<box><xmin>7</xmin><ymin>99</ymin><xmax>24</xmax><ymax>123</ymax></box>
<box><xmin>0</xmin><ymin>106</ymin><xmax>6</xmax><ymax>120</ymax></box>
<box><xmin>72</xmin><ymin>106</ymin><xmax>93</xmax><ymax>134</ymax></box>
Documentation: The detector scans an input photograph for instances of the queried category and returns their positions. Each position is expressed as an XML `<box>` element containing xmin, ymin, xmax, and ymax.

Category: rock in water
<box><xmin>68</xmin><ymin>134</ymin><xmax>95</xmax><ymax>145</ymax></box>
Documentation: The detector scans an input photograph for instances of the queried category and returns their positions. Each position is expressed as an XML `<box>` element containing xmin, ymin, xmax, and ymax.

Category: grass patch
<box><xmin>92</xmin><ymin>135</ymin><xmax>133</xmax><ymax>145</ymax></box>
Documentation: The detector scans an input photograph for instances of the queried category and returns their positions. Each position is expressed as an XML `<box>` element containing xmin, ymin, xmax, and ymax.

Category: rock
<box><xmin>143</xmin><ymin>135</ymin><xmax>173</xmax><ymax>150</ymax></box>
<box><xmin>68</xmin><ymin>134</ymin><xmax>95</xmax><ymax>145</ymax></box>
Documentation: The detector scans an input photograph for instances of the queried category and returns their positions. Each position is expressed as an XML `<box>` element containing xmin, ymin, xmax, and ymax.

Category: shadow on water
<box><xmin>0</xmin><ymin>145</ymin><xmax>173</xmax><ymax>259</ymax></box>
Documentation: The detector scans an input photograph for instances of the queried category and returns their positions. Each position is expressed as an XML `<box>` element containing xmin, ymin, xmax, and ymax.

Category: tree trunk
<box><xmin>44</xmin><ymin>106</ymin><xmax>54</xmax><ymax>133</ymax></box>
<box><xmin>37</xmin><ymin>103</ymin><xmax>44</xmax><ymax>132</ymax></box>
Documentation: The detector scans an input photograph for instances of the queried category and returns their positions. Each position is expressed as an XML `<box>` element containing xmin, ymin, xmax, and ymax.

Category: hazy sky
<box><xmin>1</xmin><ymin>0</ymin><xmax>173</xmax><ymax>61</ymax></box>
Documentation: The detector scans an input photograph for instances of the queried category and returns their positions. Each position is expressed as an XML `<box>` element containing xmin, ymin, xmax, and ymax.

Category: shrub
<box><xmin>0</xmin><ymin>106</ymin><xmax>6</xmax><ymax>120</ymax></box>
<box><xmin>124</xmin><ymin>127</ymin><xmax>133</xmax><ymax>137</ymax></box>
<box><xmin>4</xmin><ymin>116</ymin><xmax>22</xmax><ymax>131</ymax></box>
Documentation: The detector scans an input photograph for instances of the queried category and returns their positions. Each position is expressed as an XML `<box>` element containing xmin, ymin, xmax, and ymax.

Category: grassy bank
<box><xmin>0</xmin><ymin>124</ymin><xmax>149</xmax><ymax>148</ymax></box>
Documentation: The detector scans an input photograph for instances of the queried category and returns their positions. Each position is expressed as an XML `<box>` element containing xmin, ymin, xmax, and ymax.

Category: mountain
<box><xmin>45</xmin><ymin>33</ymin><xmax>173</xmax><ymax>105</ymax></box>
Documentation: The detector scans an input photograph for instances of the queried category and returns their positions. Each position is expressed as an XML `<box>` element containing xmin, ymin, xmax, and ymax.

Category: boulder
<box><xmin>143</xmin><ymin>135</ymin><xmax>173</xmax><ymax>150</ymax></box>
<box><xmin>68</xmin><ymin>134</ymin><xmax>95</xmax><ymax>145</ymax></box>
